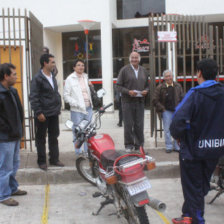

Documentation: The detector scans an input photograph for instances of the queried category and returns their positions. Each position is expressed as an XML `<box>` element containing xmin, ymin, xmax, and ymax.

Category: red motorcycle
<box><xmin>74</xmin><ymin>98</ymin><xmax>166</xmax><ymax>223</ymax></box>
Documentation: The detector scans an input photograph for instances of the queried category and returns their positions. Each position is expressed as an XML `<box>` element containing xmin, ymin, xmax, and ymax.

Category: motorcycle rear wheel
<box><xmin>121</xmin><ymin>188</ymin><xmax>150</xmax><ymax>224</ymax></box>
<box><xmin>76</xmin><ymin>157</ymin><xmax>99</xmax><ymax>186</ymax></box>
<box><xmin>124</xmin><ymin>205</ymin><xmax>149</xmax><ymax>224</ymax></box>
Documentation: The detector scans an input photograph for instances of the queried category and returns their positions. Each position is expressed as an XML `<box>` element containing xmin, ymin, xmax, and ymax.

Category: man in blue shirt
<box><xmin>170</xmin><ymin>59</ymin><xmax>224</xmax><ymax>224</ymax></box>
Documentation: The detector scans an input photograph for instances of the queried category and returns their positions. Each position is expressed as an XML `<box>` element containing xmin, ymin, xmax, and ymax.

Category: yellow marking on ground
<box><xmin>155</xmin><ymin>210</ymin><xmax>171</xmax><ymax>224</ymax></box>
<box><xmin>41</xmin><ymin>184</ymin><xmax>50</xmax><ymax>224</ymax></box>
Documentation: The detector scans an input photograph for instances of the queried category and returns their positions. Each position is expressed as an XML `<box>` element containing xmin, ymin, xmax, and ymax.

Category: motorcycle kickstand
<box><xmin>92</xmin><ymin>196</ymin><xmax>114</xmax><ymax>216</ymax></box>
<box><xmin>209</xmin><ymin>188</ymin><xmax>224</xmax><ymax>204</ymax></box>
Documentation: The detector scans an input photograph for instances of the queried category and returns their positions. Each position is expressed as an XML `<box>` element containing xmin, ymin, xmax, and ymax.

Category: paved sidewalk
<box><xmin>18</xmin><ymin>110</ymin><xmax>180</xmax><ymax>184</ymax></box>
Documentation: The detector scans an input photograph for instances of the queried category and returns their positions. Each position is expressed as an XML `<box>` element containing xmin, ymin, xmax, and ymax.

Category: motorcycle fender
<box><xmin>130</xmin><ymin>191</ymin><xmax>149</xmax><ymax>207</ymax></box>
<box><xmin>77</xmin><ymin>154</ymin><xmax>87</xmax><ymax>160</ymax></box>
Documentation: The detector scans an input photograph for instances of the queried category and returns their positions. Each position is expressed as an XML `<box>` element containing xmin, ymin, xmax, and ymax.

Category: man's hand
<box><xmin>129</xmin><ymin>90</ymin><xmax>137</xmax><ymax>97</ymax></box>
<box><xmin>37</xmin><ymin>113</ymin><xmax>46</xmax><ymax>122</ymax></box>
<box><xmin>141</xmin><ymin>90</ymin><xmax>148</xmax><ymax>96</ymax></box>
<box><xmin>88</xmin><ymin>81</ymin><xmax>93</xmax><ymax>86</ymax></box>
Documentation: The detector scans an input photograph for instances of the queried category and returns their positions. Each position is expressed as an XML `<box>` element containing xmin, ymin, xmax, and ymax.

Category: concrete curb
<box><xmin>17</xmin><ymin>161</ymin><xmax>180</xmax><ymax>185</ymax></box>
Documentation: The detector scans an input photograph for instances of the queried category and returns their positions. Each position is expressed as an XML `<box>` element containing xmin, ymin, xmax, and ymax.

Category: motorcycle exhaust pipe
<box><xmin>147</xmin><ymin>196</ymin><xmax>166</xmax><ymax>212</ymax></box>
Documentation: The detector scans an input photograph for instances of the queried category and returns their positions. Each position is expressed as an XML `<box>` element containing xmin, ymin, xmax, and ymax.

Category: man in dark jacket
<box><xmin>30</xmin><ymin>54</ymin><xmax>63</xmax><ymax>170</ymax></box>
<box><xmin>0</xmin><ymin>63</ymin><xmax>27</xmax><ymax>206</ymax></box>
<box><xmin>152</xmin><ymin>70</ymin><xmax>183</xmax><ymax>153</ymax></box>
<box><xmin>170</xmin><ymin>59</ymin><xmax>224</xmax><ymax>224</ymax></box>
<box><xmin>117</xmin><ymin>52</ymin><xmax>149</xmax><ymax>151</ymax></box>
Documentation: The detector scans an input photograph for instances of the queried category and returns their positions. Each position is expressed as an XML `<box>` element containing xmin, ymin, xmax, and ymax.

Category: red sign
<box><xmin>157</xmin><ymin>31</ymin><xmax>177</xmax><ymax>42</ymax></box>
<box><xmin>132</xmin><ymin>38</ymin><xmax>150</xmax><ymax>52</ymax></box>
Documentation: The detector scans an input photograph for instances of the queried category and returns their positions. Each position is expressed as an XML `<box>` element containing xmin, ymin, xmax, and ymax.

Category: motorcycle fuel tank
<box><xmin>88</xmin><ymin>134</ymin><xmax>115</xmax><ymax>158</ymax></box>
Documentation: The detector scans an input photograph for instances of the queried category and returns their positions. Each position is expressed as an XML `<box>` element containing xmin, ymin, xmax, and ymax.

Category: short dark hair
<box><xmin>196</xmin><ymin>58</ymin><xmax>218</xmax><ymax>80</ymax></box>
<box><xmin>73</xmin><ymin>59</ymin><xmax>85</xmax><ymax>68</ymax></box>
<box><xmin>0</xmin><ymin>63</ymin><xmax>16</xmax><ymax>81</ymax></box>
<box><xmin>40</xmin><ymin>54</ymin><xmax>54</xmax><ymax>68</ymax></box>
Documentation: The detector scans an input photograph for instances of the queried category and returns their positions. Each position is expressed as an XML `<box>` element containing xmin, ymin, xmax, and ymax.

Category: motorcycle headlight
<box><xmin>78</xmin><ymin>119</ymin><xmax>89</xmax><ymax>130</ymax></box>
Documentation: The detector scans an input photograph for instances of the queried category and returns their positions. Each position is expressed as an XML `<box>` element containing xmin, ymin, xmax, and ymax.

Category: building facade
<box><xmin>1</xmin><ymin>0</ymin><xmax>224</xmax><ymax>110</ymax></box>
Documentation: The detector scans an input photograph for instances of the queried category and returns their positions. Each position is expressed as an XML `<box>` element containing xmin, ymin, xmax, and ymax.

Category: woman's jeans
<box><xmin>71</xmin><ymin>107</ymin><xmax>93</xmax><ymax>154</ymax></box>
<box><xmin>162</xmin><ymin>110</ymin><xmax>180</xmax><ymax>151</ymax></box>
<box><xmin>0</xmin><ymin>141</ymin><xmax>20</xmax><ymax>201</ymax></box>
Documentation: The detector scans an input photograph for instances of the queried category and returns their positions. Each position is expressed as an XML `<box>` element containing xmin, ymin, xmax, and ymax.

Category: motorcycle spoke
<box><xmin>76</xmin><ymin>157</ymin><xmax>98</xmax><ymax>185</ymax></box>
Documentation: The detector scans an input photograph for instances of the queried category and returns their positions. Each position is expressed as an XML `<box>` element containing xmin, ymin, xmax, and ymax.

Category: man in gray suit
<box><xmin>117</xmin><ymin>52</ymin><xmax>149</xmax><ymax>152</ymax></box>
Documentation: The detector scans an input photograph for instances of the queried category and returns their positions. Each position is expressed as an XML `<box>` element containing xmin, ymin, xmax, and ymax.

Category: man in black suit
<box><xmin>30</xmin><ymin>54</ymin><xmax>64</xmax><ymax>170</ymax></box>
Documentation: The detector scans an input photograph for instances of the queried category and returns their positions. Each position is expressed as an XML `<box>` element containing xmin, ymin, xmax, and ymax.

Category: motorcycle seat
<box><xmin>101</xmin><ymin>150</ymin><xmax>122</xmax><ymax>171</ymax></box>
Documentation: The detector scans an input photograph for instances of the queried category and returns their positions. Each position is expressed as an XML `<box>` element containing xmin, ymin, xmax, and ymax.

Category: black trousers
<box><xmin>179</xmin><ymin>155</ymin><xmax>218</xmax><ymax>224</ymax></box>
<box><xmin>122</xmin><ymin>100</ymin><xmax>144</xmax><ymax>149</ymax></box>
<box><xmin>118</xmin><ymin>97</ymin><xmax>123</xmax><ymax>124</ymax></box>
<box><xmin>35</xmin><ymin>115</ymin><xmax>60</xmax><ymax>165</ymax></box>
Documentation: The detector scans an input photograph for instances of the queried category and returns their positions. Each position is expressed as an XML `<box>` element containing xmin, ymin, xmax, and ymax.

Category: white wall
<box><xmin>1</xmin><ymin>0</ymin><xmax>115</xmax><ymax>27</ymax></box>
<box><xmin>166</xmin><ymin>0</ymin><xmax>224</xmax><ymax>15</ymax></box>
<box><xmin>1</xmin><ymin>0</ymin><xmax>116</xmax><ymax>110</ymax></box>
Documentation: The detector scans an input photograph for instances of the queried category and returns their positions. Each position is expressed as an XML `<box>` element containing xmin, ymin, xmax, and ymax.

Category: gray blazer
<box><xmin>116</xmin><ymin>64</ymin><xmax>149</xmax><ymax>102</ymax></box>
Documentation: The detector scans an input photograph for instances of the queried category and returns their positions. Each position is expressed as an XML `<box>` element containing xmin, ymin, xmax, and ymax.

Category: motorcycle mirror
<box><xmin>65</xmin><ymin>119</ymin><xmax>74</xmax><ymax>130</ymax></box>
<box><xmin>97</xmin><ymin>88</ymin><xmax>106</xmax><ymax>98</ymax></box>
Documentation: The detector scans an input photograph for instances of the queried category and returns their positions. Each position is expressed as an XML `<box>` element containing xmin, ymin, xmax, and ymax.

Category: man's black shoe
<box><xmin>50</xmin><ymin>161</ymin><xmax>64</xmax><ymax>167</ymax></box>
<box><xmin>39</xmin><ymin>164</ymin><xmax>47</xmax><ymax>171</ymax></box>
<box><xmin>117</xmin><ymin>123</ymin><xmax>122</xmax><ymax>127</ymax></box>
<box><xmin>12</xmin><ymin>189</ymin><xmax>27</xmax><ymax>196</ymax></box>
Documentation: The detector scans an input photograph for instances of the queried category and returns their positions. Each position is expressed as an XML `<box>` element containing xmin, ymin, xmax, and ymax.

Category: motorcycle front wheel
<box><xmin>76</xmin><ymin>157</ymin><xmax>99</xmax><ymax>186</ymax></box>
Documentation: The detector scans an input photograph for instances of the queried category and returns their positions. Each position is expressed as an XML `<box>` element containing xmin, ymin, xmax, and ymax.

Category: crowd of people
<box><xmin>0</xmin><ymin>49</ymin><xmax>224</xmax><ymax>224</ymax></box>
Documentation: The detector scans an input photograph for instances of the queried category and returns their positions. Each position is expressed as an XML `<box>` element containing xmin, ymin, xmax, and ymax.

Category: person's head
<box><xmin>73</xmin><ymin>59</ymin><xmax>85</xmax><ymax>75</ymax></box>
<box><xmin>40</xmin><ymin>54</ymin><xmax>55</xmax><ymax>72</ymax></box>
<box><xmin>163</xmin><ymin>70</ymin><xmax>173</xmax><ymax>85</ymax></box>
<box><xmin>129</xmin><ymin>51</ymin><xmax>141</xmax><ymax>68</ymax></box>
<box><xmin>196</xmin><ymin>58</ymin><xmax>218</xmax><ymax>84</ymax></box>
<box><xmin>43</xmin><ymin>46</ymin><xmax>49</xmax><ymax>54</ymax></box>
<box><xmin>0</xmin><ymin>63</ymin><xmax>17</xmax><ymax>87</ymax></box>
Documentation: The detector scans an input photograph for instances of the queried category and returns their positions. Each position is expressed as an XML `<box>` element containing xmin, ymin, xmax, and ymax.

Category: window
<box><xmin>117</xmin><ymin>0</ymin><xmax>165</xmax><ymax>19</ymax></box>
<box><xmin>112</xmin><ymin>27</ymin><xmax>150</xmax><ymax>78</ymax></box>
<box><xmin>112</xmin><ymin>27</ymin><xmax>150</xmax><ymax>107</ymax></box>
<box><xmin>62</xmin><ymin>30</ymin><xmax>101</xmax><ymax>80</ymax></box>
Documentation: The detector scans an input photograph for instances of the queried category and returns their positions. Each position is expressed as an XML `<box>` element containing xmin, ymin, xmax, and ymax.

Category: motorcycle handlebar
<box><xmin>99</xmin><ymin>103</ymin><xmax>113</xmax><ymax>113</ymax></box>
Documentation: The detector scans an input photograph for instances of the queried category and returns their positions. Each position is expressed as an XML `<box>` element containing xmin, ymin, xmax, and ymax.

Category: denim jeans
<box><xmin>0</xmin><ymin>141</ymin><xmax>20</xmax><ymax>201</ymax></box>
<box><xmin>71</xmin><ymin>107</ymin><xmax>92</xmax><ymax>154</ymax></box>
<box><xmin>162</xmin><ymin>110</ymin><xmax>180</xmax><ymax>151</ymax></box>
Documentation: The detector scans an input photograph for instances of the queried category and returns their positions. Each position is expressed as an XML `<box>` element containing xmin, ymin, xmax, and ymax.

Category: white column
<box><xmin>101</xmin><ymin>0</ymin><xmax>114</xmax><ymax>111</ymax></box>
<box><xmin>43</xmin><ymin>29</ymin><xmax>64</xmax><ymax>123</ymax></box>
<box><xmin>43</xmin><ymin>29</ymin><xmax>63</xmax><ymax>105</ymax></box>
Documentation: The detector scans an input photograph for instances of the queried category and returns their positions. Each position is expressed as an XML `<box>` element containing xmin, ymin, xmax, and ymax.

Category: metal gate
<box><xmin>148</xmin><ymin>13</ymin><xmax>224</xmax><ymax>146</ymax></box>
<box><xmin>0</xmin><ymin>8</ymin><xmax>43</xmax><ymax>150</ymax></box>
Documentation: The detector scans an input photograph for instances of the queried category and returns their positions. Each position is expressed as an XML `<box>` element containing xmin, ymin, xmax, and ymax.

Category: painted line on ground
<box><xmin>155</xmin><ymin>210</ymin><xmax>171</xmax><ymax>224</ymax></box>
<box><xmin>41</xmin><ymin>184</ymin><xmax>50</xmax><ymax>224</ymax></box>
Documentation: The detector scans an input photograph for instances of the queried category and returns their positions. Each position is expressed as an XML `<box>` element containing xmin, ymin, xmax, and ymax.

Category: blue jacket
<box><xmin>170</xmin><ymin>81</ymin><xmax>224</xmax><ymax>160</ymax></box>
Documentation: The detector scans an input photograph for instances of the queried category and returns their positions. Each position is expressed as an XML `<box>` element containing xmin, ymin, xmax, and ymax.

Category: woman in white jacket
<box><xmin>64</xmin><ymin>59</ymin><xmax>93</xmax><ymax>154</ymax></box>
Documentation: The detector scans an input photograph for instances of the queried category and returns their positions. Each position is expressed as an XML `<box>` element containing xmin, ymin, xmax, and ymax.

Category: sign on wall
<box><xmin>157</xmin><ymin>31</ymin><xmax>177</xmax><ymax>42</ymax></box>
<box><xmin>132</xmin><ymin>38</ymin><xmax>150</xmax><ymax>52</ymax></box>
